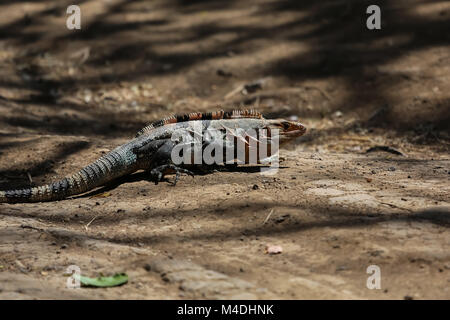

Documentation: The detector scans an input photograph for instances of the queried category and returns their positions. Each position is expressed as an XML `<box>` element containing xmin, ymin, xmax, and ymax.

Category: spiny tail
<box><xmin>0</xmin><ymin>147</ymin><xmax>137</xmax><ymax>203</ymax></box>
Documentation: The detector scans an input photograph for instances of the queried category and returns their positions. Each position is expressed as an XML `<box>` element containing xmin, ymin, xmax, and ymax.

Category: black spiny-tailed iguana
<box><xmin>0</xmin><ymin>110</ymin><xmax>306</xmax><ymax>203</ymax></box>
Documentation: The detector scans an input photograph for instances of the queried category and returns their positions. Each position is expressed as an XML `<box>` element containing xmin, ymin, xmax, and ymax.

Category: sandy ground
<box><xmin>0</xmin><ymin>0</ymin><xmax>449</xmax><ymax>299</ymax></box>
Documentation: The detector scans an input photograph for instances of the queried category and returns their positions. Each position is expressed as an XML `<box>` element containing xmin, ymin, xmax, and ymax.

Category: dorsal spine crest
<box><xmin>136</xmin><ymin>109</ymin><xmax>263</xmax><ymax>137</ymax></box>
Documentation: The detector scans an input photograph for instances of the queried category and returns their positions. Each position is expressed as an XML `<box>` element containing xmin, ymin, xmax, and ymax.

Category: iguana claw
<box><xmin>149</xmin><ymin>164</ymin><xmax>194</xmax><ymax>186</ymax></box>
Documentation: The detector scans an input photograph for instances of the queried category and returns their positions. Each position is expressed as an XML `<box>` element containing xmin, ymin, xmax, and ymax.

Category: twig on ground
<box><xmin>379</xmin><ymin>201</ymin><xmax>413</xmax><ymax>212</ymax></box>
<box><xmin>366</xmin><ymin>146</ymin><xmax>404</xmax><ymax>156</ymax></box>
<box><xmin>263</xmin><ymin>209</ymin><xmax>274</xmax><ymax>225</ymax></box>
<box><xmin>85</xmin><ymin>213</ymin><xmax>100</xmax><ymax>231</ymax></box>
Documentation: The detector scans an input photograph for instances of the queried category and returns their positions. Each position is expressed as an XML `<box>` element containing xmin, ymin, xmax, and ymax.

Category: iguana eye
<box><xmin>282</xmin><ymin>121</ymin><xmax>290</xmax><ymax>130</ymax></box>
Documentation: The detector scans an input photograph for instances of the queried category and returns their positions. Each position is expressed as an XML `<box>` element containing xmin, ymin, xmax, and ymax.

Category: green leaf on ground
<box><xmin>75</xmin><ymin>273</ymin><xmax>128</xmax><ymax>288</ymax></box>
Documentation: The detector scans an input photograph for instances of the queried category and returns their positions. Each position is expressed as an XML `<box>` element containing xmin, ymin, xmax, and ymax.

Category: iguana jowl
<box><xmin>0</xmin><ymin>110</ymin><xmax>306</xmax><ymax>203</ymax></box>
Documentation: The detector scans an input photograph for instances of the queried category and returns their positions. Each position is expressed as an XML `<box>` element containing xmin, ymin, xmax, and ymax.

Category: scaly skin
<box><xmin>0</xmin><ymin>110</ymin><xmax>306</xmax><ymax>203</ymax></box>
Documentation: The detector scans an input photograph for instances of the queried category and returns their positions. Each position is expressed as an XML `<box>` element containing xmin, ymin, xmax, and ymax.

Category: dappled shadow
<box><xmin>0</xmin><ymin>0</ymin><xmax>448</xmax><ymax>180</ymax></box>
<box><xmin>4</xmin><ymin>198</ymin><xmax>448</xmax><ymax>247</ymax></box>
<box><xmin>1</xmin><ymin>157</ymin><xmax>447</xmax><ymax>227</ymax></box>
<box><xmin>1</xmin><ymin>3</ymin><xmax>448</xmax><ymax>301</ymax></box>
<box><xmin>0</xmin><ymin>140</ymin><xmax>90</xmax><ymax>190</ymax></box>
<box><xmin>259</xmin><ymin>0</ymin><xmax>450</xmax><ymax>131</ymax></box>
<box><xmin>0</xmin><ymin>0</ymin><xmax>447</xmax><ymax>131</ymax></box>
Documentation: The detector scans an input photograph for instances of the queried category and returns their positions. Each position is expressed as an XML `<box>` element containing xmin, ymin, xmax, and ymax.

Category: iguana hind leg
<box><xmin>137</xmin><ymin>139</ymin><xmax>194</xmax><ymax>185</ymax></box>
<box><xmin>149</xmin><ymin>164</ymin><xmax>194</xmax><ymax>186</ymax></box>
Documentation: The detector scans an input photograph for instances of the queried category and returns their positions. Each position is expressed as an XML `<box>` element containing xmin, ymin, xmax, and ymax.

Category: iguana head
<box><xmin>265</xmin><ymin>119</ymin><xmax>307</xmax><ymax>144</ymax></box>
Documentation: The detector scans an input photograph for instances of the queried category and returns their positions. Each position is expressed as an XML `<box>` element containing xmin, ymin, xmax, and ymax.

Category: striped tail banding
<box><xmin>0</xmin><ymin>149</ymin><xmax>135</xmax><ymax>203</ymax></box>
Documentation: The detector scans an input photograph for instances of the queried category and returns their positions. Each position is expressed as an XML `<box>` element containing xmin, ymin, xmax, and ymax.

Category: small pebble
<box><xmin>265</xmin><ymin>245</ymin><xmax>283</xmax><ymax>255</ymax></box>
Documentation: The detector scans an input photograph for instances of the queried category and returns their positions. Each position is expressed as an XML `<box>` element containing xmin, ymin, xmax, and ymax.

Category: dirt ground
<box><xmin>0</xmin><ymin>0</ymin><xmax>449</xmax><ymax>299</ymax></box>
